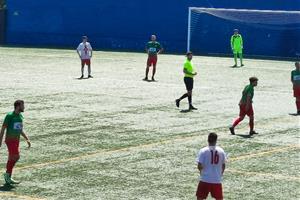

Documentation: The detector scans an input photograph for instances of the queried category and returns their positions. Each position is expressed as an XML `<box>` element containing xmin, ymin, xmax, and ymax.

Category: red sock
<box><xmin>6</xmin><ymin>159</ymin><xmax>17</xmax><ymax>175</ymax></box>
<box><xmin>232</xmin><ymin>117</ymin><xmax>243</xmax><ymax>127</ymax></box>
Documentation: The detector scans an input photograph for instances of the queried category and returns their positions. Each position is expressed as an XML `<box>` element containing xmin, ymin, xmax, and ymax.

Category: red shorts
<box><xmin>81</xmin><ymin>59</ymin><xmax>91</xmax><ymax>66</ymax></box>
<box><xmin>239</xmin><ymin>104</ymin><xmax>254</xmax><ymax>117</ymax></box>
<box><xmin>147</xmin><ymin>55</ymin><xmax>158</xmax><ymax>67</ymax></box>
<box><xmin>196</xmin><ymin>181</ymin><xmax>223</xmax><ymax>199</ymax></box>
<box><xmin>293</xmin><ymin>86</ymin><xmax>300</xmax><ymax>98</ymax></box>
<box><xmin>5</xmin><ymin>139</ymin><xmax>20</xmax><ymax>156</ymax></box>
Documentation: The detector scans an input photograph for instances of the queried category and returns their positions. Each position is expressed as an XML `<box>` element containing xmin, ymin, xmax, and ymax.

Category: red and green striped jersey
<box><xmin>291</xmin><ymin>70</ymin><xmax>300</xmax><ymax>86</ymax></box>
<box><xmin>146</xmin><ymin>41</ymin><xmax>162</xmax><ymax>56</ymax></box>
<box><xmin>240</xmin><ymin>84</ymin><xmax>254</xmax><ymax>104</ymax></box>
<box><xmin>3</xmin><ymin>112</ymin><xmax>23</xmax><ymax>139</ymax></box>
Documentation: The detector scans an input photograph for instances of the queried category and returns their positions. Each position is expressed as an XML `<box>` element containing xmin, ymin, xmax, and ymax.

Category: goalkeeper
<box><xmin>231</xmin><ymin>29</ymin><xmax>244</xmax><ymax>67</ymax></box>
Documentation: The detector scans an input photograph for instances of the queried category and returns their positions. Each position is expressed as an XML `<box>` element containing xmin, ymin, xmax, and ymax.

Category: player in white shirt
<box><xmin>195</xmin><ymin>133</ymin><xmax>226</xmax><ymax>200</ymax></box>
<box><xmin>76</xmin><ymin>36</ymin><xmax>93</xmax><ymax>79</ymax></box>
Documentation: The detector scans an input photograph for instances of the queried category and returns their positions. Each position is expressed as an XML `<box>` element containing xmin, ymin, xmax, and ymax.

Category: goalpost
<box><xmin>187</xmin><ymin>7</ymin><xmax>300</xmax><ymax>57</ymax></box>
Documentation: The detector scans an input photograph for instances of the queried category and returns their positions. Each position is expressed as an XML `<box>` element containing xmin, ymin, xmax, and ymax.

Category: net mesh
<box><xmin>191</xmin><ymin>8</ymin><xmax>300</xmax><ymax>25</ymax></box>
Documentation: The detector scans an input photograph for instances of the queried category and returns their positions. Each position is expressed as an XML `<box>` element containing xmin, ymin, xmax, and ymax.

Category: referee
<box><xmin>176</xmin><ymin>52</ymin><xmax>197</xmax><ymax>110</ymax></box>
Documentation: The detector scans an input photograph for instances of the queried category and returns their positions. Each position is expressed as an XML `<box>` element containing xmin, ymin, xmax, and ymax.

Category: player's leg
<box><xmin>188</xmin><ymin>79</ymin><xmax>197</xmax><ymax>110</ymax></box>
<box><xmin>210</xmin><ymin>183</ymin><xmax>223</xmax><ymax>200</ymax></box>
<box><xmin>233</xmin><ymin>50</ymin><xmax>238</xmax><ymax>67</ymax></box>
<box><xmin>294</xmin><ymin>86</ymin><xmax>300</xmax><ymax>114</ymax></box>
<box><xmin>239</xmin><ymin>50</ymin><xmax>244</xmax><ymax>66</ymax></box>
<box><xmin>247</xmin><ymin>105</ymin><xmax>257</xmax><ymax>135</ymax></box>
<box><xmin>229</xmin><ymin>104</ymin><xmax>246</xmax><ymax>135</ymax></box>
<box><xmin>80</xmin><ymin>60</ymin><xmax>85</xmax><ymax>79</ymax></box>
<box><xmin>151</xmin><ymin>56</ymin><xmax>158</xmax><ymax>81</ymax></box>
<box><xmin>296</xmin><ymin>97</ymin><xmax>300</xmax><ymax>114</ymax></box>
<box><xmin>4</xmin><ymin>139</ymin><xmax>20</xmax><ymax>184</ymax></box>
<box><xmin>176</xmin><ymin>77</ymin><xmax>191</xmax><ymax>108</ymax></box>
<box><xmin>144</xmin><ymin>57</ymin><xmax>151</xmax><ymax>80</ymax></box>
<box><xmin>87</xmin><ymin>60</ymin><xmax>93</xmax><ymax>78</ymax></box>
<box><xmin>196</xmin><ymin>181</ymin><xmax>209</xmax><ymax>200</ymax></box>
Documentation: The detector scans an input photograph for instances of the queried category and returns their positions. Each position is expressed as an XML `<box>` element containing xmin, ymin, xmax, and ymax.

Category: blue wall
<box><xmin>6</xmin><ymin>0</ymin><xmax>300</xmax><ymax>57</ymax></box>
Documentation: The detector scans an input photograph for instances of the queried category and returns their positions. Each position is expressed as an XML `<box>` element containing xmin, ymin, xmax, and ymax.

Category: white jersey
<box><xmin>77</xmin><ymin>42</ymin><xmax>92</xmax><ymax>59</ymax></box>
<box><xmin>196</xmin><ymin>146</ymin><xmax>226</xmax><ymax>184</ymax></box>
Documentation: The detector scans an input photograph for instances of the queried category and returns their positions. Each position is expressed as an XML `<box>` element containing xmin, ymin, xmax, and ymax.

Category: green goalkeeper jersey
<box><xmin>231</xmin><ymin>34</ymin><xmax>243</xmax><ymax>50</ymax></box>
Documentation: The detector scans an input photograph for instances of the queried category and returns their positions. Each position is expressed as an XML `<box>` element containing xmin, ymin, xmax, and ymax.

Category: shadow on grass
<box><xmin>235</xmin><ymin>134</ymin><xmax>253</xmax><ymax>139</ymax></box>
<box><xmin>180</xmin><ymin>109</ymin><xmax>191</xmax><ymax>113</ymax></box>
<box><xmin>288</xmin><ymin>113</ymin><xmax>299</xmax><ymax>116</ymax></box>
<box><xmin>75</xmin><ymin>77</ymin><xmax>89</xmax><ymax>80</ymax></box>
<box><xmin>0</xmin><ymin>184</ymin><xmax>15</xmax><ymax>191</ymax></box>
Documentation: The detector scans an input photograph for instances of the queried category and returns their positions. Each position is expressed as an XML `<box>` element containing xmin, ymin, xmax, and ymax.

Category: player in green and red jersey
<box><xmin>231</xmin><ymin>29</ymin><xmax>244</xmax><ymax>67</ymax></box>
<box><xmin>143</xmin><ymin>35</ymin><xmax>163</xmax><ymax>81</ymax></box>
<box><xmin>291</xmin><ymin>62</ymin><xmax>300</xmax><ymax>115</ymax></box>
<box><xmin>229</xmin><ymin>77</ymin><xmax>258</xmax><ymax>136</ymax></box>
<box><xmin>0</xmin><ymin>100</ymin><xmax>31</xmax><ymax>185</ymax></box>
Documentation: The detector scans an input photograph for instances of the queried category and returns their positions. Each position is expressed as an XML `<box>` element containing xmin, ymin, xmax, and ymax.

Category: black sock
<box><xmin>179</xmin><ymin>93</ymin><xmax>188</xmax><ymax>100</ymax></box>
<box><xmin>188</xmin><ymin>95</ymin><xmax>192</xmax><ymax>105</ymax></box>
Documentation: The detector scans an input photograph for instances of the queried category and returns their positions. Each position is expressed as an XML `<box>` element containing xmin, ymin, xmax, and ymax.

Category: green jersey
<box><xmin>231</xmin><ymin>34</ymin><xmax>243</xmax><ymax>50</ymax></box>
<box><xmin>184</xmin><ymin>59</ymin><xmax>196</xmax><ymax>78</ymax></box>
<box><xmin>291</xmin><ymin>70</ymin><xmax>300</xmax><ymax>86</ymax></box>
<box><xmin>3</xmin><ymin>112</ymin><xmax>23</xmax><ymax>139</ymax></box>
<box><xmin>146</xmin><ymin>41</ymin><xmax>162</xmax><ymax>56</ymax></box>
<box><xmin>240</xmin><ymin>84</ymin><xmax>254</xmax><ymax>104</ymax></box>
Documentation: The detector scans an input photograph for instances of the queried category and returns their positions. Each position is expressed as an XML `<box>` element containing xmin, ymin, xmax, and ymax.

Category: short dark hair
<box><xmin>186</xmin><ymin>51</ymin><xmax>193</xmax><ymax>56</ymax></box>
<box><xmin>249</xmin><ymin>76</ymin><xmax>258</xmax><ymax>83</ymax></box>
<box><xmin>14</xmin><ymin>100</ymin><xmax>24</xmax><ymax>109</ymax></box>
<box><xmin>208</xmin><ymin>132</ymin><xmax>218</xmax><ymax>144</ymax></box>
<box><xmin>82</xmin><ymin>36</ymin><xmax>88</xmax><ymax>40</ymax></box>
<box><xmin>295</xmin><ymin>62</ymin><xmax>300</xmax><ymax>66</ymax></box>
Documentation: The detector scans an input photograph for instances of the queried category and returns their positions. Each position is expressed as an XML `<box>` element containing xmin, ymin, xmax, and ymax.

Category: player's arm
<box><xmin>183</xmin><ymin>68</ymin><xmax>196</xmax><ymax>75</ymax></box>
<box><xmin>76</xmin><ymin>45</ymin><xmax>81</xmax><ymax>58</ymax></box>
<box><xmin>21</xmin><ymin>131</ymin><xmax>31</xmax><ymax>148</ymax></box>
<box><xmin>222</xmin><ymin>163</ymin><xmax>226</xmax><ymax>175</ymax></box>
<box><xmin>157</xmin><ymin>43</ymin><xmax>163</xmax><ymax>54</ymax></box>
<box><xmin>245</xmin><ymin>95</ymin><xmax>251</xmax><ymax>111</ymax></box>
<box><xmin>89</xmin><ymin>44</ymin><xmax>93</xmax><ymax>58</ymax></box>
<box><xmin>197</xmin><ymin>163</ymin><xmax>203</xmax><ymax>173</ymax></box>
<box><xmin>291</xmin><ymin>72</ymin><xmax>294</xmax><ymax>84</ymax></box>
<box><xmin>230</xmin><ymin>36</ymin><xmax>234</xmax><ymax>50</ymax></box>
<box><xmin>0</xmin><ymin>124</ymin><xmax>7</xmax><ymax>147</ymax></box>
<box><xmin>240</xmin><ymin>35</ymin><xmax>243</xmax><ymax>49</ymax></box>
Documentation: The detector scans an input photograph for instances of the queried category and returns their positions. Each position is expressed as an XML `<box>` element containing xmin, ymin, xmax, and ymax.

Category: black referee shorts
<box><xmin>184</xmin><ymin>77</ymin><xmax>194</xmax><ymax>91</ymax></box>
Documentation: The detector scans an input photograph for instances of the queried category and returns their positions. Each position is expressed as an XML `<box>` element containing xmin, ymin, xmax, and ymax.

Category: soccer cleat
<box><xmin>232</xmin><ymin>64</ymin><xmax>237</xmax><ymax>67</ymax></box>
<box><xmin>88</xmin><ymin>75</ymin><xmax>93</xmax><ymax>78</ymax></box>
<box><xmin>79</xmin><ymin>75</ymin><xmax>84</xmax><ymax>79</ymax></box>
<box><xmin>10</xmin><ymin>177</ymin><xmax>20</xmax><ymax>184</ymax></box>
<box><xmin>143</xmin><ymin>77</ymin><xmax>148</xmax><ymax>81</ymax></box>
<box><xmin>151</xmin><ymin>77</ymin><xmax>155</xmax><ymax>81</ymax></box>
<box><xmin>229</xmin><ymin>127</ymin><xmax>235</xmax><ymax>135</ymax></box>
<box><xmin>241</xmin><ymin>64</ymin><xmax>244</xmax><ymax>67</ymax></box>
<box><xmin>189</xmin><ymin>105</ymin><xmax>198</xmax><ymax>110</ymax></box>
<box><xmin>297</xmin><ymin>111</ymin><xmax>300</xmax><ymax>115</ymax></box>
<box><xmin>3</xmin><ymin>173</ymin><xmax>12</xmax><ymax>185</ymax></box>
<box><xmin>249</xmin><ymin>130</ymin><xmax>258</xmax><ymax>135</ymax></box>
<box><xmin>175</xmin><ymin>99</ymin><xmax>180</xmax><ymax>108</ymax></box>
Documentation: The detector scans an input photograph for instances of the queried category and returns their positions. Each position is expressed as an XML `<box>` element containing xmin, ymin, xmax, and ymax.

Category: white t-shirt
<box><xmin>77</xmin><ymin>42</ymin><xmax>92</xmax><ymax>59</ymax></box>
<box><xmin>196</xmin><ymin>146</ymin><xmax>226</xmax><ymax>184</ymax></box>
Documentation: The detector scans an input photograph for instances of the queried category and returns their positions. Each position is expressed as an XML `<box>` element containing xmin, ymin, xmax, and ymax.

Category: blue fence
<box><xmin>5</xmin><ymin>0</ymin><xmax>300</xmax><ymax>57</ymax></box>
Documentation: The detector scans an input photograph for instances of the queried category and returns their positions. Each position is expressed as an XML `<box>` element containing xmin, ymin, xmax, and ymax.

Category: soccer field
<box><xmin>0</xmin><ymin>47</ymin><xmax>299</xmax><ymax>200</ymax></box>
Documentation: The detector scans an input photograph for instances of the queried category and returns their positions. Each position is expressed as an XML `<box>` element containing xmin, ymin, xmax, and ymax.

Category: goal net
<box><xmin>187</xmin><ymin>7</ymin><xmax>300</xmax><ymax>58</ymax></box>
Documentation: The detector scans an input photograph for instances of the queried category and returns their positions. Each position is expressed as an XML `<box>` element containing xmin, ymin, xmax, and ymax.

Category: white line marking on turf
<box><xmin>227</xmin><ymin>169</ymin><xmax>300</xmax><ymax>181</ymax></box>
<box><xmin>229</xmin><ymin>145</ymin><xmax>299</xmax><ymax>162</ymax></box>
<box><xmin>0</xmin><ymin>192</ymin><xmax>46</xmax><ymax>200</ymax></box>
